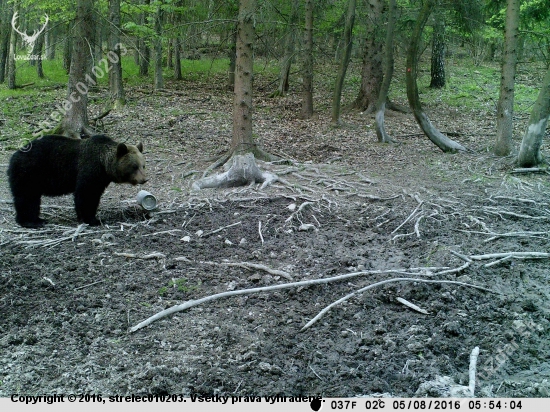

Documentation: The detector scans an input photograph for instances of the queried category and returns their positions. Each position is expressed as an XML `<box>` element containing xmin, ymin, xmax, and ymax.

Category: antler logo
<box><xmin>11</xmin><ymin>12</ymin><xmax>49</xmax><ymax>58</ymax></box>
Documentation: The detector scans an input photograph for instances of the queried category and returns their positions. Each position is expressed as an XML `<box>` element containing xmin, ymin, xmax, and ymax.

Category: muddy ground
<box><xmin>1</xmin><ymin>75</ymin><xmax>549</xmax><ymax>397</ymax></box>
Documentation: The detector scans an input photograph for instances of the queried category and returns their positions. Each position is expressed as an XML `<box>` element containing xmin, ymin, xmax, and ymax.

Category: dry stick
<box><xmin>470</xmin><ymin>252</ymin><xmax>550</xmax><ymax>260</ymax></box>
<box><xmin>129</xmin><ymin>267</ymin><xmax>455</xmax><ymax>332</ymax></box>
<box><xmin>141</xmin><ymin>229</ymin><xmax>182</xmax><ymax>237</ymax></box>
<box><xmin>258</xmin><ymin>221</ymin><xmax>264</xmax><ymax>245</ymax></box>
<box><xmin>396</xmin><ymin>297</ymin><xmax>429</xmax><ymax>314</ymax></box>
<box><xmin>201</xmin><ymin>260</ymin><xmax>292</xmax><ymax>280</ymax></box>
<box><xmin>114</xmin><ymin>252</ymin><xmax>166</xmax><ymax>260</ymax></box>
<box><xmin>469</xmin><ymin>347</ymin><xmax>480</xmax><ymax>396</ymax></box>
<box><xmin>301</xmin><ymin>278</ymin><xmax>499</xmax><ymax>332</ymax></box>
<box><xmin>285</xmin><ymin>201</ymin><xmax>315</xmax><ymax>223</ymax></box>
<box><xmin>391</xmin><ymin>202</ymin><xmax>424</xmax><ymax>234</ymax></box>
<box><xmin>201</xmin><ymin>221</ymin><xmax>242</xmax><ymax>237</ymax></box>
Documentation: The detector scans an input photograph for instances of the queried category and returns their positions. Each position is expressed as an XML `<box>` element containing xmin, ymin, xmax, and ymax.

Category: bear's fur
<box><xmin>7</xmin><ymin>135</ymin><xmax>147</xmax><ymax>228</ymax></box>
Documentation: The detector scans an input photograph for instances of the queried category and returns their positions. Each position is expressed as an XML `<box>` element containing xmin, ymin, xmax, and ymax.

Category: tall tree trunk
<box><xmin>331</xmin><ymin>0</ymin><xmax>356</xmax><ymax>126</ymax></box>
<box><xmin>354</xmin><ymin>0</ymin><xmax>383</xmax><ymax>113</ymax></box>
<box><xmin>0</xmin><ymin>4</ymin><xmax>13</xmax><ymax>84</ymax></box>
<box><xmin>138</xmin><ymin>0</ymin><xmax>150</xmax><ymax>76</ymax></box>
<box><xmin>405</xmin><ymin>0</ymin><xmax>465</xmax><ymax>153</ymax></box>
<box><xmin>494</xmin><ymin>0</ymin><xmax>520</xmax><ymax>156</ymax></box>
<box><xmin>429</xmin><ymin>15</ymin><xmax>445</xmax><ymax>89</ymax></box>
<box><xmin>63</xmin><ymin>23</ymin><xmax>72</xmax><ymax>74</ymax></box>
<box><xmin>45</xmin><ymin>25</ymin><xmax>55</xmax><ymax>60</ymax></box>
<box><xmin>375</xmin><ymin>0</ymin><xmax>396</xmax><ymax>143</ymax></box>
<box><xmin>35</xmin><ymin>31</ymin><xmax>45</xmax><ymax>78</ymax></box>
<box><xmin>7</xmin><ymin>13</ymin><xmax>17</xmax><ymax>89</ymax></box>
<box><xmin>517</xmin><ymin>65</ymin><xmax>550</xmax><ymax>167</ymax></box>
<box><xmin>271</xmin><ymin>0</ymin><xmax>299</xmax><ymax>97</ymax></box>
<box><xmin>192</xmin><ymin>0</ymin><xmax>276</xmax><ymax>191</ymax></box>
<box><xmin>227</xmin><ymin>24</ymin><xmax>237</xmax><ymax>89</ymax></box>
<box><xmin>174</xmin><ymin>37</ymin><xmax>182</xmax><ymax>80</ymax></box>
<box><xmin>109</xmin><ymin>0</ymin><xmax>125</xmax><ymax>108</ymax></box>
<box><xmin>62</xmin><ymin>0</ymin><xmax>95</xmax><ymax>138</ymax></box>
<box><xmin>154</xmin><ymin>5</ymin><xmax>164</xmax><ymax>90</ymax></box>
<box><xmin>301</xmin><ymin>0</ymin><xmax>314</xmax><ymax>119</ymax></box>
<box><xmin>232</xmin><ymin>0</ymin><xmax>256</xmax><ymax>154</ymax></box>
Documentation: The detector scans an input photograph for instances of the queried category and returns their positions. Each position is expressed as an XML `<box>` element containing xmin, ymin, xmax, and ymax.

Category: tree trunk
<box><xmin>301</xmin><ymin>0</ymin><xmax>314</xmax><ymax>119</ymax></box>
<box><xmin>174</xmin><ymin>38</ymin><xmax>182</xmax><ymax>80</ymax></box>
<box><xmin>7</xmin><ymin>14</ymin><xmax>16</xmax><ymax>89</ymax></box>
<box><xmin>108</xmin><ymin>0</ymin><xmax>126</xmax><ymax>108</ymax></box>
<box><xmin>231</xmin><ymin>0</ymin><xmax>256</xmax><ymax>154</ymax></box>
<box><xmin>405</xmin><ymin>0</ymin><xmax>465</xmax><ymax>153</ymax></box>
<box><xmin>63</xmin><ymin>23</ymin><xmax>72</xmax><ymax>74</ymax></box>
<box><xmin>227</xmin><ymin>24</ymin><xmax>237</xmax><ymax>89</ymax></box>
<box><xmin>36</xmin><ymin>31</ymin><xmax>45</xmax><ymax>78</ymax></box>
<box><xmin>494</xmin><ymin>0</ymin><xmax>520</xmax><ymax>156</ymax></box>
<box><xmin>45</xmin><ymin>25</ymin><xmax>55</xmax><ymax>60</ymax></box>
<box><xmin>271</xmin><ymin>0</ymin><xmax>299</xmax><ymax>97</ymax></box>
<box><xmin>0</xmin><ymin>5</ymin><xmax>13</xmax><ymax>84</ymax></box>
<box><xmin>517</xmin><ymin>65</ymin><xmax>550</xmax><ymax>167</ymax></box>
<box><xmin>62</xmin><ymin>0</ymin><xmax>95</xmax><ymax>138</ymax></box>
<box><xmin>192</xmin><ymin>0</ymin><xmax>277</xmax><ymax>191</ymax></box>
<box><xmin>375</xmin><ymin>0</ymin><xmax>396</xmax><ymax>143</ymax></box>
<box><xmin>331</xmin><ymin>0</ymin><xmax>356</xmax><ymax>126</ymax></box>
<box><xmin>154</xmin><ymin>5</ymin><xmax>164</xmax><ymax>90</ymax></box>
<box><xmin>429</xmin><ymin>15</ymin><xmax>445</xmax><ymax>89</ymax></box>
<box><xmin>354</xmin><ymin>0</ymin><xmax>383</xmax><ymax>113</ymax></box>
<box><xmin>138</xmin><ymin>0</ymin><xmax>150</xmax><ymax>77</ymax></box>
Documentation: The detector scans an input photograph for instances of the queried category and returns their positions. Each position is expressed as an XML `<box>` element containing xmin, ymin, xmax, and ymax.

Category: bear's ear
<box><xmin>116</xmin><ymin>143</ymin><xmax>129</xmax><ymax>158</ymax></box>
<box><xmin>136</xmin><ymin>142</ymin><xmax>144</xmax><ymax>153</ymax></box>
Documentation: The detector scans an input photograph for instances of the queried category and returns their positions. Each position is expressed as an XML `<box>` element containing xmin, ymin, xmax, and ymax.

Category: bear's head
<box><xmin>113</xmin><ymin>142</ymin><xmax>148</xmax><ymax>185</ymax></box>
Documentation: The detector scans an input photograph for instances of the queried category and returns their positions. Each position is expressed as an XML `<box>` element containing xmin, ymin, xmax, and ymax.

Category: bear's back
<box><xmin>8</xmin><ymin>135</ymin><xmax>82</xmax><ymax>196</ymax></box>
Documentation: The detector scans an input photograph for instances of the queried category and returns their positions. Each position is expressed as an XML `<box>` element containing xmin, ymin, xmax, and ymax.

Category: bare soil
<box><xmin>1</xmin><ymin>75</ymin><xmax>550</xmax><ymax>397</ymax></box>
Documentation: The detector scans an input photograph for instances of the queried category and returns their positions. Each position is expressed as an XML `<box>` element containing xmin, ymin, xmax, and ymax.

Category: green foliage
<box><xmin>159</xmin><ymin>278</ymin><xmax>201</xmax><ymax>296</ymax></box>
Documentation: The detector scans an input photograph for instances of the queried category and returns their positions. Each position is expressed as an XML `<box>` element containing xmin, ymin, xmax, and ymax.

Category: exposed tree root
<box><xmin>193</xmin><ymin>153</ymin><xmax>280</xmax><ymax>190</ymax></box>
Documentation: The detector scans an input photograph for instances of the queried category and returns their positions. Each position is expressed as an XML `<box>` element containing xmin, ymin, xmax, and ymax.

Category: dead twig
<box><xmin>129</xmin><ymin>265</ymin><xmax>492</xmax><ymax>332</ymax></box>
<box><xmin>396</xmin><ymin>297</ymin><xmax>429</xmax><ymax>314</ymax></box>
<box><xmin>301</xmin><ymin>277</ymin><xmax>499</xmax><ymax>331</ymax></box>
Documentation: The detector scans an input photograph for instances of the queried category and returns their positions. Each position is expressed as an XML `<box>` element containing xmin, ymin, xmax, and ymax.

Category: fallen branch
<box><xmin>201</xmin><ymin>260</ymin><xmax>292</xmax><ymax>280</ymax></box>
<box><xmin>129</xmin><ymin>266</ymin><xmax>460</xmax><ymax>332</ymax></box>
<box><xmin>391</xmin><ymin>201</ymin><xmax>423</xmax><ymax>234</ymax></box>
<box><xmin>201</xmin><ymin>221</ymin><xmax>242</xmax><ymax>237</ymax></box>
<box><xmin>469</xmin><ymin>347</ymin><xmax>480</xmax><ymax>396</ymax></box>
<box><xmin>114</xmin><ymin>252</ymin><xmax>166</xmax><ymax>260</ymax></box>
<box><xmin>396</xmin><ymin>297</ymin><xmax>429</xmax><ymax>314</ymax></box>
<box><xmin>469</xmin><ymin>251</ymin><xmax>550</xmax><ymax>260</ymax></box>
<box><xmin>301</xmin><ymin>278</ymin><xmax>498</xmax><ymax>331</ymax></box>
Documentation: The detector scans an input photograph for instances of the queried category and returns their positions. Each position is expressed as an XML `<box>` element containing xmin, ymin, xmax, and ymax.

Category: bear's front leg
<box><xmin>74</xmin><ymin>183</ymin><xmax>107</xmax><ymax>226</ymax></box>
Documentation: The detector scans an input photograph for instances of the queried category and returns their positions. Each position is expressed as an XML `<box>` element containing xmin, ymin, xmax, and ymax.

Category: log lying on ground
<box><xmin>192</xmin><ymin>153</ymin><xmax>278</xmax><ymax>190</ymax></box>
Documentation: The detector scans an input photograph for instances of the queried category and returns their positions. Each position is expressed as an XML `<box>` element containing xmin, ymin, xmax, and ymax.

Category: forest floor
<box><xmin>1</xmin><ymin>73</ymin><xmax>550</xmax><ymax>398</ymax></box>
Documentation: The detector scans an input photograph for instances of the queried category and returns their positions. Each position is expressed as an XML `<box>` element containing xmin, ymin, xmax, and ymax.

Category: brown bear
<box><xmin>7</xmin><ymin>135</ymin><xmax>147</xmax><ymax>228</ymax></box>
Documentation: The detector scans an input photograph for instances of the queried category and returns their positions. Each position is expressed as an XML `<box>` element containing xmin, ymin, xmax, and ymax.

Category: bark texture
<box><xmin>429</xmin><ymin>16</ymin><xmax>446</xmax><ymax>89</ymax></box>
<box><xmin>301</xmin><ymin>0</ymin><xmax>314</xmax><ymax>119</ymax></box>
<box><xmin>0</xmin><ymin>3</ymin><xmax>12</xmax><ymax>83</ymax></box>
<box><xmin>354</xmin><ymin>0</ymin><xmax>383</xmax><ymax>113</ymax></box>
<box><xmin>405</xmin><ymin>0</ymin><xmax>465</xmax><ymax>153</ymax></box>
<box><xmin>331</xmin><ymin>0</ymin><xmax>356</xmax><ymax>126</ymax></box>
<box><xmin>271</xmin><ymin>0</ymin><xmax>299</xmax><ymax>97</ymax></box>
<box><xmin>154</xmin><ymin>5</ymin><xmax>164</xmax><ymax>90</ymax></box>
<box><xmin>517</xmin><ymin>66</ymin><xmax>550</xmax><ymax>167</ymax></box>
<box><xmin>62</xmin><ymin>0</ymin><xmax>95</xmax><ymax>138</ymax></box>
<box><xmin>375</xmin><ymin>0</ymin><xmax>396</xmax><ymax>143</ymax></box>
<box><xmin>495</xmin><ymin>0</ymin><xmax>520</xmax><ymax>156</ymax></box>
<box><xmin>108</xmin><ymin>0</ymin><xmax>126</xmax><ymax>108</ymax></box>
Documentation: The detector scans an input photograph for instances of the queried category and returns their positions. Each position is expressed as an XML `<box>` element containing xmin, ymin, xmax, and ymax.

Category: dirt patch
<box><xmin>1</xmin><ymin>78</ymin><xmax>550</xmax><ymax>397</ymax></box>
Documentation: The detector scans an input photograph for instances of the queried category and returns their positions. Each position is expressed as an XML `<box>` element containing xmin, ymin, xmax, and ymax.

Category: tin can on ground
<box><xmin>136</xmin><ymin>190</ymin><xmax>157</xmax><ymax>211</ymax></box>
